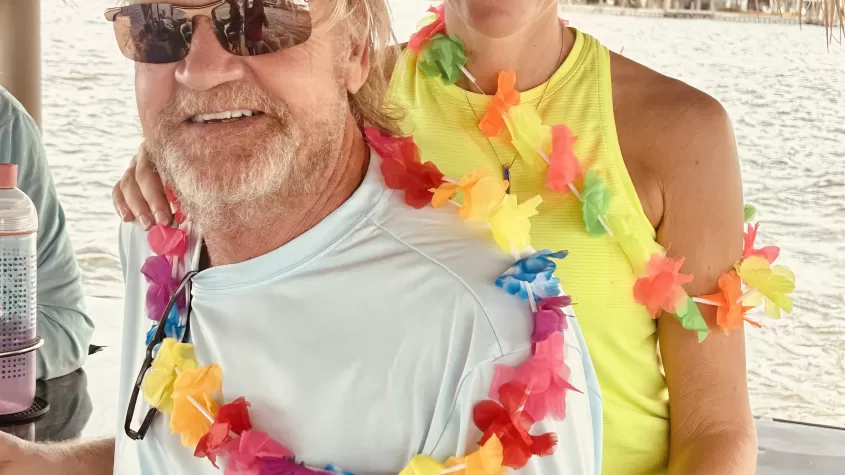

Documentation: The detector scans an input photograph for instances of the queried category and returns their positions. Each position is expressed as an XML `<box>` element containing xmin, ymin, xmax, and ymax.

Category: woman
<box><xmin>113</xmin><ymin>1</ymin><xmax>755</xmax><ymax>473</ymax></box>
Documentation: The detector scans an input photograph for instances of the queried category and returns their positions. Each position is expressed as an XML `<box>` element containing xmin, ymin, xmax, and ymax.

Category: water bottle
<box><xmin>0</xmin><ymin>164</ymin><xmax>39</xmax><ymax>415</ymax></box>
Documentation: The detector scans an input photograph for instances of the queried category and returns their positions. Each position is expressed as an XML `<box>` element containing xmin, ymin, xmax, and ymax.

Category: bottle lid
<box><xmin>0</xmin><ymin>164</ymin><xmax>18</xmax><ymax>189</ymax></box>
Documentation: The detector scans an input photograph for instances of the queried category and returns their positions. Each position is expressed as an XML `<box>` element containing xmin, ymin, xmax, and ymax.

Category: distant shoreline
<box><xmin>559</xmin><ymin>4</ymin><xmax>829</xmax><ymax>26</ymax></box>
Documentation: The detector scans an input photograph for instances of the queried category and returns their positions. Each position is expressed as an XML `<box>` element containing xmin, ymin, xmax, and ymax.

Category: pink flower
<box><xmin>148</xmin><ymin>223</ymin><xmax>187</xmax><ymax>259</ymax></box>
<box><xmin>218</xmin><ymin>430</ymin><xmax>293</xmax><ymax>475</ymax></box>
<box><xmin>490</xmin><ymin>332</ymin><xmax>580</xmax><ymax>422</ymax></box>
<box><xmin>743</xmin><ymin>223</ymin><xmax>780</xmax><ymax>264</ymax></box>
<box><xmin>165</xmin><ymin>187</ymin><xmax>187</xmax><ymax>224</ymax></box>
<box><xmin>633</xmin><ymin>254</ymin><xmax>694</xmax><ymax>318</ymax></box>
<box><xmin>532</xmin><ymin>296</ymin><xmax>572</xmax><ymax>344</ymax></box>
<box><xmin>408</xmin><ymin>4</ymin><xmax>446</xmax><ymax>52</ymax></box>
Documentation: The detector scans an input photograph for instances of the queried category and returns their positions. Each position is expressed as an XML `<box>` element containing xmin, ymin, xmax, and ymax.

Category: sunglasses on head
<box><xmin>104</xmin><ymin>0</ymin><xmax>312</xmax><ymax>64</ymax></box>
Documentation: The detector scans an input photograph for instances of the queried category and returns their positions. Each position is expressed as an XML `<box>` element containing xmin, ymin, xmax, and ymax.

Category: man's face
<box><xmin>134</xmin><ymin>0</ymin><xmax>361</xmax><ymax>226</ymax></box>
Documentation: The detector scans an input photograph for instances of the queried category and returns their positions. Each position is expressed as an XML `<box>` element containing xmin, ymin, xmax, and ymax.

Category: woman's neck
<box><xmin>445</xmin><ymin>7</ymin><xmax>575</xmax><ymax>93</ymax></box>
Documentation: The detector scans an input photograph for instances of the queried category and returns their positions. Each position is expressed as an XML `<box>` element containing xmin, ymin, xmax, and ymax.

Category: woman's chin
<box><xmin>463</xmin><ymin>7</ymin><xmax>533</xmax><ymax>38</ymax></box>
<box><xmin>450</xmin><ymin>0</ymin><xmax>554</xmax><ymax>38</ymax></box>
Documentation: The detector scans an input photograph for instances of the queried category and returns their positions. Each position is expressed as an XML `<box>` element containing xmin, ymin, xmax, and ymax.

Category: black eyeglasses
<box><xmin>104</xmin><ymin>0</ymin><xmax>312</xmax><ymax>64</ymax></box>
<box><xmin>124</xmin><ymin>270</ymin><xmax>198</xmax><ymax>441</ymax></box>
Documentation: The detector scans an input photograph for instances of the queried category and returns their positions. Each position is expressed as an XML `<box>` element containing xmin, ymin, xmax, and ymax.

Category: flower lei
<box><xmin>138</xmin><ymin>139</ymin><xmax>584</xmax><ymax>473</ymax></box>
<box><xmin>131</xmin><ymin>6</ymin><xmax>796</xmax><ymax>473</ymax></box>
<box><xmin>409</xmin><ymin>3</ymin><xmax>796</xmax><ymax>341</ymax></box>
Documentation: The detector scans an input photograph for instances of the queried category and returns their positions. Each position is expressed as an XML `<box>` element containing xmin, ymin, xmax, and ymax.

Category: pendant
<box><xmin>503</xmin><ymin>166</ymin><xmax>511</xmax><ymax>194</ymax></box>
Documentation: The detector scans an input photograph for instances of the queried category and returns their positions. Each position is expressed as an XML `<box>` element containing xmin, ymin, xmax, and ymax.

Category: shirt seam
<box><xmin>0</xmin><ymin>113</ymin><xmax>17</xmax><ymax>130</ymax></box>
<box><xmin>427</xmin><ymin>330</ymin><xmax>593</xmax><ymax>455</ymax></box>
<box><xmin>367</xmin><ymin>218</ymin><xmax>505</xmax><ymax>356</ymax></box>
<box><xmin>192</xmin><ymin>190</ymin><xmax>393</xmax><ymax>293</ymax></box>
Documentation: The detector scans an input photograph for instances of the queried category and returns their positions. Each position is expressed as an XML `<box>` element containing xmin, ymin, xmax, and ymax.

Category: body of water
<box><xmin>40</xmin><ymin>1</ymin><xmax>845</xmax><ymax>425</ymax></box>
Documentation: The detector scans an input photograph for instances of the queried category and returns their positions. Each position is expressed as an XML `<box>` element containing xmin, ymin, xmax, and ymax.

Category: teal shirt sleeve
<box><xmin>0</xmin><ymin>87</ymin><xmax>94</xmax><ymax>379</ymax></box>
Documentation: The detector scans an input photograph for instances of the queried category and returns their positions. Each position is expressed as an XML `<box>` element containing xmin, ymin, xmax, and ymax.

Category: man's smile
<box><xmin>188</xmin><ymin>109</ymin><xmax>266</xmax><ymax>124</ymax></box>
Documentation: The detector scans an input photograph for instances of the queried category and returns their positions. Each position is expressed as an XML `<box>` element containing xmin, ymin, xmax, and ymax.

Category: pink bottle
<box><xmin>0</xmin><ymin>164</ymin><xmax>40</xmax><ymax>415</ymax></box>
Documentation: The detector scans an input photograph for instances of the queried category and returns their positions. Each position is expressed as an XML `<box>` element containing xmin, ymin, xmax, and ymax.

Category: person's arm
<box><xmin>0</xmin><ymin>431</ymin><xmax>114</xmax><ymax>475</ymax></box>
<box><xmin>0</xmin><ymin>89</ymin><xmax>94</xmax><ymax>379</ymax></box>
<box><xmin>113</xmin><ymin>145</ymin><xmax>172</xmax><ymax>229</ymax></box>
<box><xmin>652</xmin><ymin>92</ymin><xmax>757</xmax><ymax>474</ymax></box>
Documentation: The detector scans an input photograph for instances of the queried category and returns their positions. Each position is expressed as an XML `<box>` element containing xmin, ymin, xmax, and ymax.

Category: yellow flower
<box><xmin>604</xmin><ymin>213</ymin><xmax>663</xmax><ymax>277</ymax></box>
<box><xmin>488</xmin><ymin>195</ymin><xmax>542</xmax><ymax>253</ymax></box>
<box><xmin>736</xmin><ymin>256</ymin><xmax>795</xmax><ymax>318</ymax></box>
<box><xmin>444</xmin><ymin>435</ymin><xmax>507</xmax><ymax>475</ymax></box>
<box><xmin>432</xmin><ymin>169</ymin><xmax>508</xmax><ymax>223</ymax></box>
<box><xmin>504</xmin><ymin>104</ymin><xmax>552</xmax><ymax>170</ymax></box>
<box><xmin>141</xmin><ymin>338</ymin><xmax>198</xmax><ymax>414</ymax></box>
<box><xmin>170</xmin><ymin>364</ymin><xmax>223</xmax><ymax>448</ymax></box>
<box><xmin>399</xmin><ymin>455</ymin><xmax>444</xmax><ymax>475</ymax></box>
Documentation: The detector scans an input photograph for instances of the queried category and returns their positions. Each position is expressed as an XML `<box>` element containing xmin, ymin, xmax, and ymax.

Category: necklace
<box><xmin>462</xmin><ymin>23</ymin><xmax>566</xmax><ymax>193</ymax></box>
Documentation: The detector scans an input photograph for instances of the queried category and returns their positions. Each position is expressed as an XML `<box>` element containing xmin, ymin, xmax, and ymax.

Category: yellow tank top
<box><xmin>388</xmin><ymin>29</ymin><xmax>669</xmax><ymax>474</ymax></box>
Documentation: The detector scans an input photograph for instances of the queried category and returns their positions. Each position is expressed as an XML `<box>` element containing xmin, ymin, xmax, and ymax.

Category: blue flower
<box><xmin>324</xmin><ymin>464</ymin><xmax>356</xmax><ymax>475</ymax></box>
<box><xmin>145</xmin><ymin>306</ymin><xmax>187</xmax><ymax>345</ymax></box>
<box><xmin>496</xmin><ymin>249</ymin><xmax>568</xmax><ymax>300</ymax></box>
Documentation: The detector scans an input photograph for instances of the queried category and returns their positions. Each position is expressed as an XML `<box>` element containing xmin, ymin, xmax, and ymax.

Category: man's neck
<box><xmin>202</xmin><ymin>115</ymin><xmax>368</xmax><ymax>267</ymax></box>
<box><xmin>446</xmin><ymin>6</ymin><xmax>574</xmax><ymax>93</ymax></box>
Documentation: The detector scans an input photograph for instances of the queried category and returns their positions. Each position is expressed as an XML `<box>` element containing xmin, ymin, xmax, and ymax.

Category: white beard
<box><xmin>146</xmin><ymin>80</ymin><xmax>347</xmax><ymax>234</ymax></box>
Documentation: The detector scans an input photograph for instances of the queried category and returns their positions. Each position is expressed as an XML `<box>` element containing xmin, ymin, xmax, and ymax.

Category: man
<box><xmin>0</xmin><ymin>1</ymin><xmax>600</xmax><ymax>473</ymax></box>
<box><xmin>0</xmin><ymin>87</ymin><xmax>93</xmax><ymax>379</ymax></box>
<box><xmin>115</xmin><ymin>1</ymin><xmax>757</xmax><ymax>474</ymax></box>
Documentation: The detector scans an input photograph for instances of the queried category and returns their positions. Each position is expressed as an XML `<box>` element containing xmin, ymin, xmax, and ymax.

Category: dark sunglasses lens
<box><xmin>212</xmin><ymin>0</ymin><xmax>312</xmax><ymax>56</ymax></box>
<box><xmin>113</xmin><ymin>4</ymin><xmax>190</xmax><ymax>64</ymax></box>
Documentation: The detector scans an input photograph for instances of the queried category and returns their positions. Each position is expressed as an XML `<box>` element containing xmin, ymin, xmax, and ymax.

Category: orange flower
<box><xmin>170</xmin><ymin>364</ymin><xmax>223</xmax><ymax>448</ymax></box>
<box><xmin>546</xmin><ymin>124</ymin><xmax>581</xmax><ymax>194</ymax></box>
<box><xmin>480</xmin><ymin>72</ymin><xmax>520</xmax><ymax>138</ymax></box>
<box><xmin>171</xmin><ymin>392</ymin><xmax>219</xmax><ymax>448</ymax></box>
<box><xmin>699</xmin><ymin>270</ymin><xmax>759</xmax><ymax>334</ymax></box>
<box><xmin>444</xmin><ymin>435</ymin><xmax>507</xmax><ymax>475</ymax></box>
<box><xmin>633</xmin><ymin>255</ymin><xmax>694</xmax><ymax>318</ymax></box>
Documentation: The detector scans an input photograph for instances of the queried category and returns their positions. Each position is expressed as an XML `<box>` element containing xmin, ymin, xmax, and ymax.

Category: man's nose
<box><xmin>175</xmin><ymin>17</ymin><xmax>245</xmax><ymax>91</ymax></box>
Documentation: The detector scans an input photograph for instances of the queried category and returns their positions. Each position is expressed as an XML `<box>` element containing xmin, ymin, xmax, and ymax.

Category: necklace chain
<box><xmin>462</xmin><ymin>23</ymin><xmax>567</xmax><ymax>191</ymax></box>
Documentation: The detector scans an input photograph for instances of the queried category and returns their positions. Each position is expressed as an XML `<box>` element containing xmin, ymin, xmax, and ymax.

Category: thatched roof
<box><xmin>818</xmin><ymin>0</ymin><xmax>844</xmax><ymax>43</ymax></box>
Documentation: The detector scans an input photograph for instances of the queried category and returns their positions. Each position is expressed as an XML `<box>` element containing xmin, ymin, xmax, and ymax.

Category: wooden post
<box><xmin>0</xmin><ymin>0</ymin><xmax>41</xmax><ymax>127</ymax></box>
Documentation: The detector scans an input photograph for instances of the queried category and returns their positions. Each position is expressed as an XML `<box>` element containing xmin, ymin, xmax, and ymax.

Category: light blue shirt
<box><xmin>116</xmin><ymin>153</ymin><xmax>602</xmax><ymax>474</ymax></box>
<box><xmin>0</xmin><ymin>87</ymin><xmax>93</xmax><ymax>379</ymax></box>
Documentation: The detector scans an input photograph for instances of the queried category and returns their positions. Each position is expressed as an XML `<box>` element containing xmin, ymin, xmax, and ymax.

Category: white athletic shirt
<box><xmin>114</xmin><ymin>151</ymin><xmax>602</xmax><ymax>475</ymax></box>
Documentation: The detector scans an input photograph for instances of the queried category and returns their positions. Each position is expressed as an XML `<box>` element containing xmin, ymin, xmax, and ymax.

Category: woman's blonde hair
<box><xmin>326</xmin><ymin>0</ymin><xmax>404</xmax><ymax>136</ymax></box>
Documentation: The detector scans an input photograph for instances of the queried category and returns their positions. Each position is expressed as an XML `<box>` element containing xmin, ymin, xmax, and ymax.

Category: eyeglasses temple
<box><xmin>124</xmin><ymin>270</ymin><xmax>198</xmax><ymax>440</ymax></box>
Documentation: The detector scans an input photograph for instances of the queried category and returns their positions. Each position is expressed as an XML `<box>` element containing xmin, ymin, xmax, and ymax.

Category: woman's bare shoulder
<box><xmin>609</xmin><ymin>52</ymin><xmax>737</xmax><ymax>230</ymax></box>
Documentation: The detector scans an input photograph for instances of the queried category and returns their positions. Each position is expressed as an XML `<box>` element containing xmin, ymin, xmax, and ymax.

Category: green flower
<box><xmin>418</xmin><ymin>34</ymin><xmax>468</xmax><ymax>86</ymax></box>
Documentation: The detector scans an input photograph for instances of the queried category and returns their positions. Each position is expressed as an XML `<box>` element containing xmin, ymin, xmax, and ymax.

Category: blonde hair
<box><xmin>326</xmin><ymin>0</ymin><xmax>404</xmax><ymax>136</ymax></box>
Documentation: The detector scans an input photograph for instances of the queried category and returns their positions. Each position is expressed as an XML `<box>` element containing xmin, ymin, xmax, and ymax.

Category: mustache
<box><xmin>154</xmin><ymin>83</ymin><xmax>289</xmax><ymax>126</ymax></box>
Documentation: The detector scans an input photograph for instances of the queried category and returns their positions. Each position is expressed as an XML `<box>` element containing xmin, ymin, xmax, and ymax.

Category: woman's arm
<box><xmin>613</xmin><ymin>51</ymin><xmax>757</xmax><ymax>473</ymax></box>
<box><xmin>0</xmin><ymin>431</ymin><xmax>114</xmax><ymax>475</ymax></box>
<box><xmin>654</xmin><ymin>91</ymin><xmax>756</xmax><ymax>474</ymax></box>
<box><xmin>0</xmin><ymin>88</ymin><xmax>94</xmax><ymax>379</ymax></box>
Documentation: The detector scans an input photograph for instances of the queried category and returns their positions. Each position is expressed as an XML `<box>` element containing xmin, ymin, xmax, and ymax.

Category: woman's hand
<box><xmin>112</xmin><ymin>144</ymin><xmax>170</xmax><ymax>230</ymax></box>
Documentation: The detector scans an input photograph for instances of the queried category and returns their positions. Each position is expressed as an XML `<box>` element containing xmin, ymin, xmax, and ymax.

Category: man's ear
<box><xmin>345</xmin><ymin>37</ymin><xmax>370</xmax><ymax>94</ymax></box>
